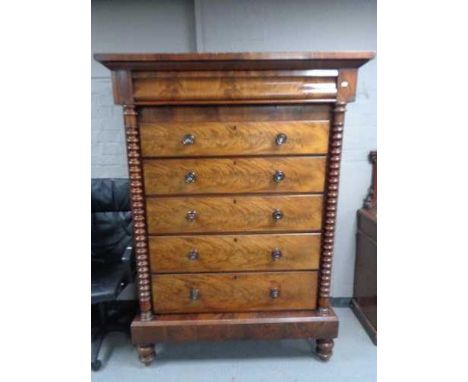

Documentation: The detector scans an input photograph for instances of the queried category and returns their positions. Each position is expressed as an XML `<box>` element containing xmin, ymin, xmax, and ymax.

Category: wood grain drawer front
<box><xmin>140</xmin><ymin>121</ymin><xmax>329</xmax><ymax>157</ymax></box>
<box><xmin>152</xmin><ymin>271</ymin><xmax>318</xmax><ymax>313</ymax></box>
<box><xmin>146</xmin><ymin>195</ymin><xmax>323</xmax><ymax>234</ymax></box>
<box><xmin>149</xmin><ymin>234</ymin><xmax>321</xmax><ymax>273</ymax></box>
<box><xmin>144</xmin><ymin>156</ymin><xmax>326</xmax><ymax>195</ymax></box>
<box><xmin>133</xmin><ymin>73</ymin><xmax>337</xmax><ymax>102</ymax></box>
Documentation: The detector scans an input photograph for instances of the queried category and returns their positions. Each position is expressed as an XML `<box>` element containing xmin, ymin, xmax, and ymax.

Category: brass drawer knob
<box><xmin>185</xmin><ymin>171</ymin><xmax>197</xmax><ymax>183</ymax></box>
<box><xmin>275</xmin><ymin>133</ymin><xmax>287</xmax><ymax>145</ymax></box>
<box><xmin>272</xmin><ymin>209</ymin><xmax>283</xmax><ymax>221</ymax></box>
<box><xmin>186</xmin><ymin>210</ymin><xmax>197</xmax><ymax>221</ymax></box>
<box><xmin>190</xmin><ymin>288</ymin><xmax>200</xmax><ymax>300</ymax></box>
<box><xmin>270</xmin><ymin>288</ymin><xmax>280</xmax><ymax>299</ymax></box>
<box><xmin>187</xmin><ymin>249</ymin><xmax>199</xmax><ymax>261</ymax></box>
<box><xmin>271</xmin><ymin>249</ymin><xmax>282</xmax><ymax>261</ymax></box>
<box><xmin>272</xmin><ymin>170</ymin><xmax>285</xmax><ymax>183</ymax></box>
<box><xmin>182</xmin><ymin>134</ymin><xmax>195</xmax><ymax>145</ymax></box>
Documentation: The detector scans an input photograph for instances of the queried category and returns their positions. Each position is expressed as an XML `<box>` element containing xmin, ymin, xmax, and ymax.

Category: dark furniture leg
<box><xmin>315</xmin><ymin>338</ymin><xmax>334</xmax><ymax>361</ymax></box>
<box><xmin>137</xmin><ymin>344</ymin><xmax>156</xmax><ymax>366</ymax></box>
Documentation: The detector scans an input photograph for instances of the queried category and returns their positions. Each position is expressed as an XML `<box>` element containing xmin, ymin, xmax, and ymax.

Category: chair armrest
<box><xmin>121</xmin><ymin>246</ymin><xmax>133</xmax><ymax>262</ymax></box>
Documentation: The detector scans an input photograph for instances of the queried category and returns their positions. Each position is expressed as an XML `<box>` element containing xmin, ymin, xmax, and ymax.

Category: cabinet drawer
<box><xmin>143</xmin><ymin>156</ymin><xmax>326</xmax><ymax>195</ymax></box>
<box><xmin>152</xmin><ymin>271</ymin><xmax>318</xmax><ymax>313</ymax></box>
<box><xmin>140</xmin><ymin>121</ymin><xmax>329</xmax><ymax>157</ymax></box>
<box><xmin>133</xmin><ymin>72</ymin><xmax>336</xmax><ymax>103</ymax></box>
<box><xmin>149</xmin><ymin>233</ymin><xmax>321</xmax><ymax>273</ymax></box>
<box><xmin>146</xmin><ymin>195</ymin><xmax>323</xmax><ymax>234</ymax></box>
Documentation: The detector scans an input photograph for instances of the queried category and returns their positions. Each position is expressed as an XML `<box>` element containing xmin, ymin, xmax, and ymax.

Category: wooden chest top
<box><xmin>95</xmin><ymin>51</ymin><xmax>374</xmax><ymax>105</ymax></box>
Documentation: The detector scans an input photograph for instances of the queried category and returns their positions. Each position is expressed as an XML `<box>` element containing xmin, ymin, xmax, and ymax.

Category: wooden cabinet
<box><xmin>351</xmin><ymin>151</ymin><xmax>377</xmax><ymax>344</ymax></box>
<box><xmin>95</xmin><ymin>51</ymin><xmax>374</xmax><ymax>364</ymax></box>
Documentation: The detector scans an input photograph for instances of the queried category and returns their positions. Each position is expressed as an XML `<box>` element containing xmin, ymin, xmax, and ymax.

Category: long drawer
<box><xmin>152</xmin><ymin>271</ymin><xmax>318</xmax><ymax>313</ymax></box>
<box><xmin>140</xmin><ymin>120</ymin><xmax>329</xmax><ymax>157</ymax></box>
<box><xmin>143</xmin><ymin>156</ymin><xmax>326</xmax><ymax>195</ymax></box>
<box><xmin>149</xmin><ymin>233</ymin><xmax>321</xmax><ymax>273</ymax></box>
<box><xmin>146</xmin><ymin>195</ymin><xmax>323</xmax><ymax>234</ymax></box>
<box><xmin>133</xmin><ymin>71</ymin><xmax>337</xmax><ymax>103</ymax></box>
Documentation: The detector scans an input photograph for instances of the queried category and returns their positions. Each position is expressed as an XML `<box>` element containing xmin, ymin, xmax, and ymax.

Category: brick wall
<box><xmin>91</xmin><ymin>79</ymin><xmax>128</xmax><ymax>178</ymax></box>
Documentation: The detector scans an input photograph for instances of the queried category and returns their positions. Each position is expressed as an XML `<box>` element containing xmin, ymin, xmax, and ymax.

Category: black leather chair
<box><xmin>91</xmin><ymin>178</ymin><xmax>134</xmax><ymax>371</ymax></box>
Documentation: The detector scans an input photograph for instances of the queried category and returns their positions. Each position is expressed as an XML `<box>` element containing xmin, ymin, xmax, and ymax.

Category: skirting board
<box><xmin>350</xmin><ymin>299</ymin><xmax>377</xmax><ymax>345</ymax></box>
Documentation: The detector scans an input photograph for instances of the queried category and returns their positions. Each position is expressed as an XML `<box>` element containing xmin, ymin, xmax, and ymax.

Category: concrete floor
<box><xmin>92</xmin><ymin>308</ymin><xmax>376</xmax><ymax>382</ymax></box>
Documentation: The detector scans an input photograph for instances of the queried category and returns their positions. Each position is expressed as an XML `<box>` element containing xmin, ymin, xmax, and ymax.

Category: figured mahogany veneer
<box><xmin>95</xmin><ymin>51</ymin><xmax>374</xmax><ymax>364</ymax></box>
<box><xmin>143</xmin><ymin>156</ymin><xmax>326</xmax><ymax>195</ymax></box>
<box><xmin>148</xmin><ymin>233</ymin><xmax>321</xmax><ymax>273</ymax></box>
<box><xmin>140</xmin><ymin>120</ymin><xmax>329</xmax><ymax>157</ymax></box>
<box><xmin>138</xmin><ymin>104</ymin><xmax>331</xmax><ymax>124</ymax></box>
<box><xmin>146</xmin><ymin>195</ymin><xmax>323</xmax><ymax>234</ymax></box>
<box><xmin>131</xmin><ymin>309</ymin><xmax>339</xmax><ymax>344</ymax></box>
<box><xmin>95</xmin><ymin>51</ymin><xmax>374</xmax><ymax>72</ymax></box>
<box><xmin>133</xmin><ymin>71</ymin><xmax>337</xmax><ymax>102</ymax></box>
<box><xmin>152</xmin><ymin>271</ymin><xmax>318</xmax><ymax>313</ymax></box>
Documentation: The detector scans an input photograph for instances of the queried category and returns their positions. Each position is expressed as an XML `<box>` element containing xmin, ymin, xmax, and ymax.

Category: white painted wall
<box><xmin>92</xmin><ymin>0</ymin><xmax>376</xmax><ymax>298</ymax></box>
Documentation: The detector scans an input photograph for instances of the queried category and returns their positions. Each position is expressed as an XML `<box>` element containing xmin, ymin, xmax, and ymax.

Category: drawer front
<box><xmin>140</xmin><ymin>121</ymin><xmax>329</xmax><ymax>157</ymax></box>
<box><xmin>133</xmin><ymin>73</ymin><xmax>336</xmax><ymax>102</ymax></box>
<box><xmin>146</xmin><ymin>195</ymin><xmax>323</xmax><ymax>234</ymax></box>
<box><xmin>149</xmin><ymin>233</ymin><xmax>321</xmax><ymax>273</ymax></box>
<box><xmin>143</xmin><ymin>156</ymin><xmax>326</xmax><ymax>195</ymax></box>
<box><xmin>152</xmin><ymin>271</ymin><xmax>318</xmax><ymax>313</ymax></box>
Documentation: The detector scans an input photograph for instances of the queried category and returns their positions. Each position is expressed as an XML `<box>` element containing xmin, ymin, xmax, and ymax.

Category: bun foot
<box><xmin>137</xmin><ymin>344</ymin><xmax>155</xmax><ymax>366</ymax></box>
<box><xmin>315</xmin><ymin>339</ymin><xmax>334</xmax><ymax>361</ymax></box>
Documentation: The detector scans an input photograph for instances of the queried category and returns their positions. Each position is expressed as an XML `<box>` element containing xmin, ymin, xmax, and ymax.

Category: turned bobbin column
<box><xmin>318</xmin><ymin>101</ymin><xmax>347</xmax><ymax>313</ymax></box>
<box><xmin>123</xmin><ymin>105</ymin><xmax>153</xmax><ymax>321</ymax></box>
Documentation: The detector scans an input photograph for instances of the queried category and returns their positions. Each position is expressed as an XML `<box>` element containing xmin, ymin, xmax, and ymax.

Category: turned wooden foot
<box><xmin>137</xmin><ymin>344</ymin><xmax>155</xmax><ymax>366</ymax></box>
<box><xmin>315</xmin><ymin>339</ymin><xmax>334</xmax><ymax>361</ymax></box>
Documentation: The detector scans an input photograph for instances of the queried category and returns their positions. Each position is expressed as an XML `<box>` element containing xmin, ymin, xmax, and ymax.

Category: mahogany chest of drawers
<box><xmin>95</xmin><ymin>52</ymin><xmax>374</xmax><ymax>364</ymax></box>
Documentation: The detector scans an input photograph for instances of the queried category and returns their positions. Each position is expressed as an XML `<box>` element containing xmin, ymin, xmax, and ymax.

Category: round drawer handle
<box><xmin>272</xmin><ymin>209</ymin><xmax>283</xmax><ymax>221</ymax></box>
<box><xmin>275</xmin><ymin>133</ymin><xmax>287</xmax><ymax>145</ymax></box>
<box><xmin>272</xmin><ymin>170</ymin><xmax>285</xmax><ymax>183</ymax></box>
<box><xmin>187</xmin><ymin>249</ymin><xmax>199</xmax><ymax>261</ymax></box>
<box><xmin>182</xmin><ymin>134</ymin><xmax>195</xmax><ymax>145</ymax></box>
<box><xmin>271</xmin><ymin>248</ymin><xmax>282</xmax><ymax>261</ymax></box>
<box><xmin>185</xmin><ymin>171</ymin><xmax>197</xmax><ymax>184</ymax></box>
<box><xmin>186</xmin><ymin>210</ymin><xmax>197</xmax><ymax>222</ymax></box>
<box><xmin>270</xmin><ymin>288</ymin><xmax>280</xmax><ymax>299</ymax></box>
<box><xmin>190</xmin><ymin>288</ymin><xmax>200</xmax><ymax>300</ymax></box>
